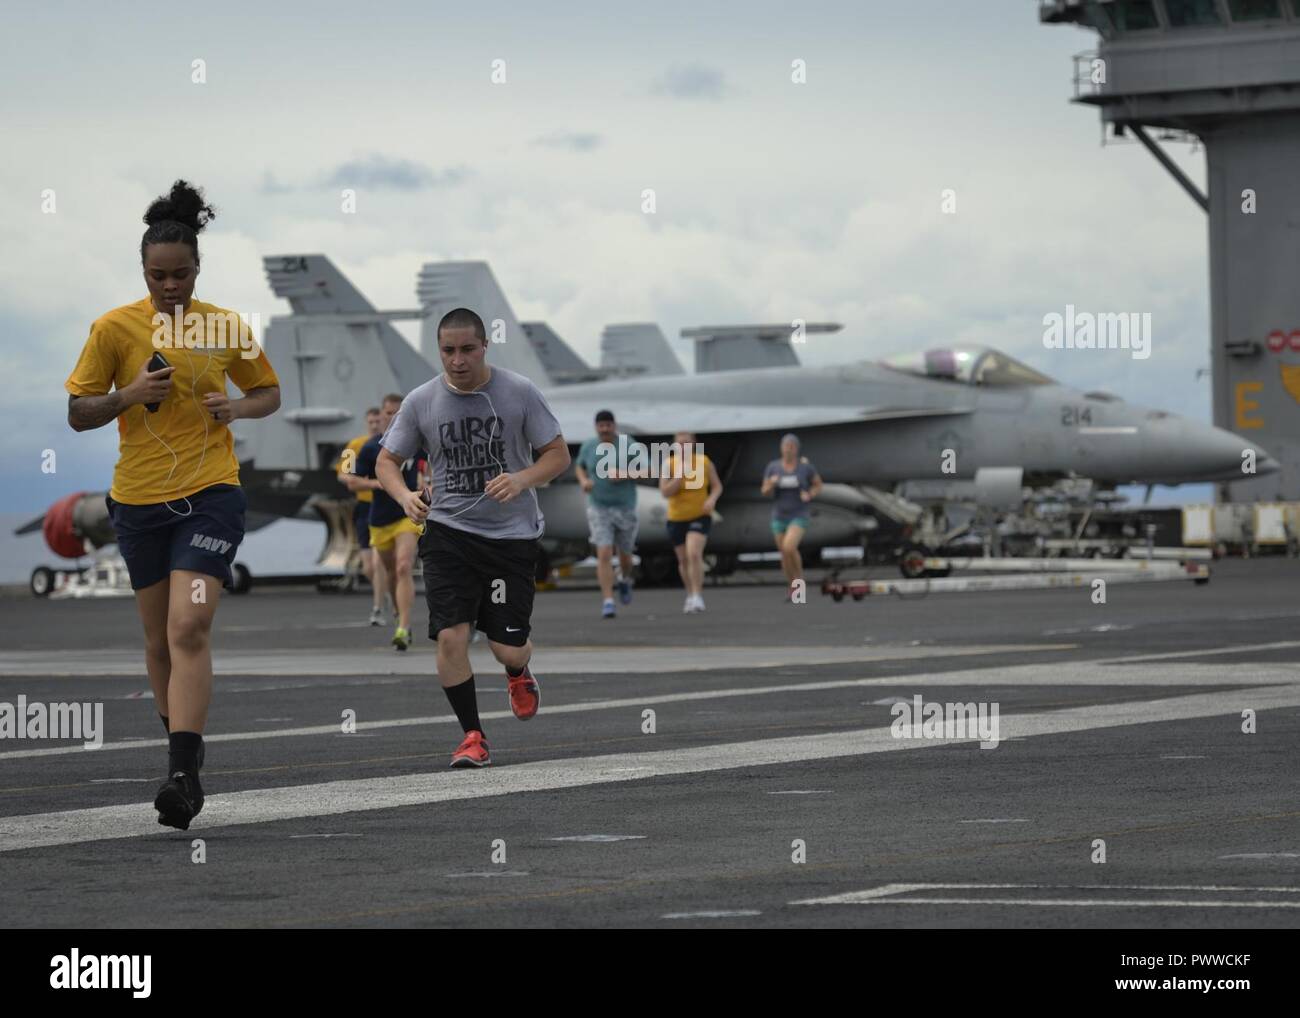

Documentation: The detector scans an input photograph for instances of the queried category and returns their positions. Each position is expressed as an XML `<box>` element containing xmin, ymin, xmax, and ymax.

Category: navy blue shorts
<box><xmin>666</xmin><ymin>515</ymin><xmax>711</xmax><ymax>547</ymax></box>
<box><xmin>353</xmin><ymin>500</ymin><xmax>372</xmax><ymax>549</ymax></box>
<box><xmin>105</xmin><ymin>484</ymin><xmax>247</xmax><ymax>590</ymax></box>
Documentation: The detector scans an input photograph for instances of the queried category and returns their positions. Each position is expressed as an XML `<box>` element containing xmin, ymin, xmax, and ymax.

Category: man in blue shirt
<box><xmin>574</xmin><ymin>410</ymin><xmax>645</xmax><ymax>618</ymax></box>
<box><xmin>354</xmin><ymin>393</ymin><xmax>426</xmax><ymax>651</ymax></box>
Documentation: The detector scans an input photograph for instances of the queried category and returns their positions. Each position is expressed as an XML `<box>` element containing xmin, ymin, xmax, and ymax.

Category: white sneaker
<box><xmin>693</xmin><ymin>594</ymin><xmax>706</xmax><ymax>613</ymax></box>
<box><xmin>683</xmin><ymin>595</ymin><xmax>695</xmax><ymax>614</ymax></box>
<box><xmin>369</xmin><ymin>606</ymin><xmax>385</xmax><ymax>626</ymax></box>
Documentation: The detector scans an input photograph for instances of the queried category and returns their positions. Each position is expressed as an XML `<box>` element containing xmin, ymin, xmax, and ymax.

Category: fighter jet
<box><xmin>22</xmin><ymin>254</ymin><xmax>1277</xmax><ymax>590</ymax></box>
<box><xmin>306</xmin><ymin>257</ymin><xmax>1284</xmax><ymax>578</ymax></box>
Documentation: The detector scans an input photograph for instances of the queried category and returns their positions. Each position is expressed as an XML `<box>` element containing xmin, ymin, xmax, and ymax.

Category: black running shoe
<box><xmin>155</xmin><ymin>770</ymin><xmax>204</xmax><ymax>830</ymax></box>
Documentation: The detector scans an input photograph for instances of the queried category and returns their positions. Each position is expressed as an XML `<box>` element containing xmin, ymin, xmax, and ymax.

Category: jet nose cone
<box><xmin>1138</xmin><ymin>414</ymin><xmax>1276</xmax><ymax>483</ymax></box>
<box><xmin>1253</xmin><ymin>447</ymin><xmax>1280</xmax><ymax>476</ymax></box>
<box><xmin>1201</xmin><ymin>429</ymin><xmax>1278</xmax><ymax>481</ymax></box>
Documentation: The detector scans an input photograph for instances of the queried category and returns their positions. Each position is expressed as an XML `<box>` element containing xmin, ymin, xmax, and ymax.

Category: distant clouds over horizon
<box><xmin>651</xmin><ymin>63</ymin><xmax>728</xmax><ymax>100</ymax></box>
<box><xmin>262</xmin><ymin>156</ymin><xmax>471</xmax><ymax>195</ymax></box>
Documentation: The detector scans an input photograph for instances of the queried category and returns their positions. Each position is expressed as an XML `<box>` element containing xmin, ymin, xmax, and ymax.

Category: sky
<box><xmin>0</xmin><ymin>0</ymin><xmax>1220</xmax><ymax>521</ymax></box>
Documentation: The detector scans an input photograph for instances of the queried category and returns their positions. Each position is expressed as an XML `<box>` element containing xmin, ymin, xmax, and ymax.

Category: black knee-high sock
<box><xmin>444</xmin><ymin>676</ymin><xmax>483</xmax><ymax>735</ymax></box>
<box><xmin>505</xmin><ymin>661</ymin><xmax>529</xmax><ymax>677</ymax></box>
<box><xmin>168</xmin><ymin>731</ymin><xmax>204</xmax><ymax>777</ymax></box>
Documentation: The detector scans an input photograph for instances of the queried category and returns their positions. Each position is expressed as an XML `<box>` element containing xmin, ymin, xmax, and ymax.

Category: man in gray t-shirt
<box><xmin>383</xmin><ymin>363</ymin><xmax>562</xmax><ymax>540</ymax></box>
<box><xmin>374</xmin><ymin>307</ymin><xmax>570</xmax><ymax>770</ymax></box>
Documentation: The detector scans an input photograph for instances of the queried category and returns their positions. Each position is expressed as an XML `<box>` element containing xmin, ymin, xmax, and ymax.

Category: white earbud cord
<box><xmin>438</xmin><ymin>387</ymin><xmax>504</xmax><ymax>521</ymax></box>
<box><xmin>141</xmin><ymin>343</ymin><xmax>214</xmax><ymax>518</ymax></box>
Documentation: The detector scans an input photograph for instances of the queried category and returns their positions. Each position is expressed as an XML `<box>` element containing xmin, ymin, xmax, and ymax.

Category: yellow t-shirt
<box><xmin>334</xmin><ymin>434</ymin><xmax>373</xmax><ymax>503</ymax></box>
<box><xmin>665</xmin><ymin>451</ymin><xmax>713</xmax><ymax>522</ymax></box>
<box><xmin>65</xmin><ymin>296</ymin><xmax>280</xmax><ymax>505</ymax></box>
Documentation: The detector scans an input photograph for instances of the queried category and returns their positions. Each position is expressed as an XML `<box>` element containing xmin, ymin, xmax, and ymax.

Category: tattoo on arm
<box><xmin>235</xmin><ymin>386</ymin><xmax>280</xmax><ymax>421</ymax></box>
<box><xmin>68</xmin><ymin>393</ymin><xmax>125</xmax><ymax>432</ymax></box>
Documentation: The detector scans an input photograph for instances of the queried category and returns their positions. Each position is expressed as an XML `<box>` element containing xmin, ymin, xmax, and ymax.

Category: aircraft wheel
<box><xmin>229</xmin><ymin>563</ymin><xmax>252</xmax><ymax>595</ymax></box>
<box><xmin>30</xmin><ymin>566</ymin><xmax>55</xmax><ymax>598</ymax></box>
<box><xmin>899</xmin><ymin>546</ymin><xmax>928</xmax><ymax>579</ymax></box>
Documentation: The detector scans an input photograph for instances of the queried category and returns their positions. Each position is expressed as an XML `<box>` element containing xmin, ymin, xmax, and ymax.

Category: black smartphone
<box><xmin>144</xmin><ymin>351</ymin><xmax>170</xmax><ymax>413</ymax></box>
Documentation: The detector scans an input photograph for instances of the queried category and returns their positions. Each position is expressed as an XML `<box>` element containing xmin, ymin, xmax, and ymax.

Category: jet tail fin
<box><xmin>521</xmin><ymin>322</ymin><xmax>609</xmax><ymax>383</ymax></box>
<box><xmin>600</xmin><ymin>323</ymin><xmax>685</xmax><ymax>377</ymax></box>
<box><xmin>248</xmin><ymin>255</ymin><xmax>436</xmax><ymax>474</ymax></box>
<box><xmin>263</xmin><ymin>254</ymin><xmax>377</xmax><ymax>314</ymax></box>
<box><xmin>683</xmin><ymin>323</ymin><xmax>841</xmax><ymax>372</ymax></box>
<box><xmin>416</xmin><ymin>261</ymin><xmax>553</xmax><ymax>385</ymax></box>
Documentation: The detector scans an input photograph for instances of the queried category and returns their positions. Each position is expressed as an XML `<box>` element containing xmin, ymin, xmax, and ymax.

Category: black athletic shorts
<box><xmin>105</xmin><ymin>483</ymin><xmax>247</xmax><ymax>590</ymax></box>
<box><xmin>420</xmin><ymin>521</ymin><xmax>539</xmax><ymax>647</ymax></box>
<box><xmin>666</xmin><ymin>515</ymin><xmax>711</xmax><ymax>547</ymax></box>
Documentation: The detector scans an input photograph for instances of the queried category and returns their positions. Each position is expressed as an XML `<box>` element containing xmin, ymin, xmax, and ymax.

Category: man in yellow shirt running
<box><xmin>659</xmin><ymin>430</ymin><xmax>723</xmax><ymax>613</ymax></box>
<box><xmin>336</xmin><ymin>406</ymin><xmax>390</xmax><ymax>625</ymax></box>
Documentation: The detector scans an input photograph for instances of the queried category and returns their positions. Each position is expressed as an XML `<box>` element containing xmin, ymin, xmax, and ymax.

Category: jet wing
<box><xmin>550</xmin><ymin>402</ymin><xmax>969</xmax><ymax>439</ymax></box>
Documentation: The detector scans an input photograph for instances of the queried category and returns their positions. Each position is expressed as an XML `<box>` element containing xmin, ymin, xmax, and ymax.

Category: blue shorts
<box><xmin>354</xmin><ymin>500</ymin><xmax>372</xmax><ymax>549</ymax></box>
<box><xmin>105</xmin><ymin>484</ymin><xmax>247</xmax><ymax>590</ymax></box>
<box><xmin>666</xmin><ymin>515</ymin><xmax>711</xmax><ymax>547</ymax></box>
<box><xmin>771</xmin><ymin>516</ymin><xmax>810</xmax><ymax>535</ymax></box>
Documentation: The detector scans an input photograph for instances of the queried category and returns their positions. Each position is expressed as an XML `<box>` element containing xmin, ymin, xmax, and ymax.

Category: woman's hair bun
<box><xmin>142</xmin><ymin>179</ymin><xmax>216</xmax><ymax>233</ymax></box>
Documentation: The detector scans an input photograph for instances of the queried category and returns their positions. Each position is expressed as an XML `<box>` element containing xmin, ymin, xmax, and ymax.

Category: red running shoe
<box><xmin>507</xmin><ymin>666</ymin><xmax>541</xmax><ymax>720</ymax></box>
<box><xmin>450</xmin><ymin>730</ymin><xmax>491</xmax><ymax>768</ymax></box>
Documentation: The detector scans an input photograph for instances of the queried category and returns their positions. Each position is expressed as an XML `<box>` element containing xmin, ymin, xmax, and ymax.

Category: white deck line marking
<box><xmin>792</xmin><ymin>882</ymin><xmax>1300</xmax><ymax>906</ymax></box>
<box><xmin>803</xmin><ymin>897</ymin><xmax>1300</xmax><ymax>908</ymax></box>
<box><xmin>1</xmin><ymin>683</ymin><xmax>1298</xmax><ymax>853</ymax></box>
<box><xmin>0</xmin><ymin>643</ymin><xmax>1070</xmax><ymax>678</ymax></box>
<box><xmin>1095</xmin><ymin>641</ymin><xmax>1300</xmax><ymax>664</ymax></box>
<box><xmin>2</xmin><ymin>661</ymin><xmax>1295</xmax><ymax>762</ymax></box>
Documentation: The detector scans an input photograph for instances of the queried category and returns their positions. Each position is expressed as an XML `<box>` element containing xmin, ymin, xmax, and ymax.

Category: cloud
<box><xmin>530</xmin><ymin>132</ymin><xmax>603</xmax><ymax>152</ymax></box>
<box><xmin>651</xmin><ymin>63</ymin><xmax>727</xmax><ymax>100</ymax></box>
<box><xmin>260</xmin><ymin>171</ymin><xmax>294</xmax><ymax>195</ymax></box>
<box><xmin>260</xmin><ymin>156</ymin><xmax>470</xmax><ymax>194</ymax></box>
<box><xmin>0</xmin><ymin>9</ymin><xmax>1225</xmax><ymax>513</ymax></box>
<box><xmin>323</xmin><ymin>156</ymin><xmax>467</xmax><ymax>191</ymax></box>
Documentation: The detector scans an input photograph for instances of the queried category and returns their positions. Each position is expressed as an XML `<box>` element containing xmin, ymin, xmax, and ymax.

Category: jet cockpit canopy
<box><xmin>880</xmin><ymin>345</ymin><xmax>1055</xmax><ymax>387</ymax></box>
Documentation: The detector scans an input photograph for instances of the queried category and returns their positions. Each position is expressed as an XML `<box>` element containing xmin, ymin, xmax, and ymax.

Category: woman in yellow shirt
<box><xmin>65</xmin><ymin>180</ymin><xmax>281</xmax><ymax>830</ymax></box>
<box><xmin>658</xmin><ymin>430</ymin><xmax>723</xmax><ymax>614</ymax></box>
